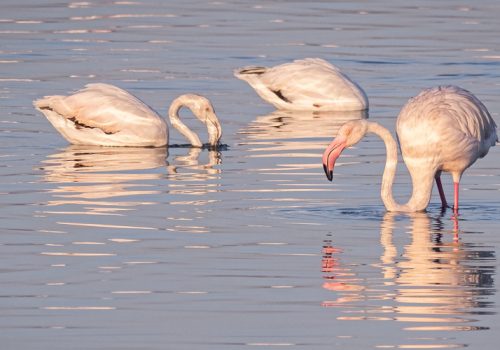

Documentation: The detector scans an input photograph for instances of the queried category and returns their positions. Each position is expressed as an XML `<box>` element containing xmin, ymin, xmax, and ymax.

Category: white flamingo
<box><xmin>322</xmin><ymin>85</ymin><xmax>497</xmax><ymax>214</ymax></box>
<box><xmin>34</xmin><ymin>83</ymin><xmax>222</xmax><ymax>148</ymax></box>
<box><xmin>234</xmin><ymin>58</ymin><xmax>368</xmax><ymax>112</ymax></box>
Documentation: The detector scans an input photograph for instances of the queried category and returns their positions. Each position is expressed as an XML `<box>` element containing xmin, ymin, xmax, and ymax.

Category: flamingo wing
<box><xmin>34</xmin><ymin>83</ymin><xmax>162</xmax><ymax>135</ymax></box>
<box><xmin>235</xmin><ymin>58</ymin><xmax>368</xmax><ymax>111</ymax></box>
<box><xmin>397</xmin><ymin>85</ymin><xmax>497</xmax><ymax>178</ymax></box>
<box><xmin>34</xmin><ymin>83</ymin><xmax>168</xmax><ymax>147</ymax></box>
<box><xmin>260</xmin><ymin>59</ymin><xmax>367</xmax><ymax>110</ymax></box>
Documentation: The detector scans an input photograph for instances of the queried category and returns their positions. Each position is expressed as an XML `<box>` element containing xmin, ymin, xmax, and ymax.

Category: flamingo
<box><xmin>34</xmin><ymin>83</ymin><xmax>222</xmax><ymax>148</ymax></box>
<box><xmin>322</xmin><ymin>85</ymin><xmax>497</xmax><ymax>214</ymax></box>
<box><xmin>234</xmin><ymin>58</ymin><xmax>368</xmax><ymax>112</ymax></box>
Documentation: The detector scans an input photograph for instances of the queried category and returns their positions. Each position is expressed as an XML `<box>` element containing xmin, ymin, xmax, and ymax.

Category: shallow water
<box><xmin>1</xmin><ymin>1</ymin><xmax>500</xmax><ymax>349</ymax></box>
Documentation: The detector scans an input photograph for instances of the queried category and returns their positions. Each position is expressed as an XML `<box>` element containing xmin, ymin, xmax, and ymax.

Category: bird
<box><xmin>33</xmin><ymin>83</ymin><xmax>222</xmax><ymax>148</ymax></box>
<box><xmin>234</xmin><ymin>58</ymin><xmax>368</xmax><ymax>112</ymax></box>
<box><xmin>322</xmin><ymin>85</ymin><xmax>497</xmax><ymax>215</ymax></box>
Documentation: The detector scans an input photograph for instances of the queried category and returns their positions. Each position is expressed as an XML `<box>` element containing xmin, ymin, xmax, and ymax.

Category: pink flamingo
<box><xmin>322</xmin><ymin>85</ymin><xmax>497</xmax><ymax>214</ymax></box>
<box><xmin>234</xmin><ymin>58</ymin><xmax>368</xmax><ymax>112</ymax></box>
<box><xmin>34</xmin><ymin>83</ymin><xmax>222</xmax><ymax>148</ymax></box>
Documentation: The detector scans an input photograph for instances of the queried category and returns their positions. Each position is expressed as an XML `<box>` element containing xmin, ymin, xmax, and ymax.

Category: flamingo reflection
<box><xmin>322</xmin><ymin>212</ymin><xmax>495</xmax><ymax>333</ymax></box>
<box><xmin>239</xmin><ymin>110</ymin><xmax>367</xmax><ymax>186</ymax></box>
<box><xmin>167</xmin><ymin>147</ymin><xmax>222</xmax><ymax>177</ymax></box>
<box><xmin>41</xmin><ymin>145</ymin><xmax>168</xmax><ymax>203</ymax></box>
<box><xmin>41</xmin><ymin>145</ymin><xmax>222</xmax><ymax>204</ymax></box>
<box><xmin>164</xmin><ymin>147</ymin><xmax>222</xmax><ymax>200</ymax></box>
<box><xmin>241</xmin><ymin>109</ymin><xmax>367</xmax><ymax>141</ymax></box>
<box><xmin>39</xmin><ymin>145</ymin><xmax>224</xmax><ymax>234</ymax></box>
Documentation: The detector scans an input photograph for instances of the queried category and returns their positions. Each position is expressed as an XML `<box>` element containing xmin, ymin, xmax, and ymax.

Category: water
<box><xmin>1</xmin><ymin>0</ymin><xmax>499</xmax><ymax>349</ymax></box>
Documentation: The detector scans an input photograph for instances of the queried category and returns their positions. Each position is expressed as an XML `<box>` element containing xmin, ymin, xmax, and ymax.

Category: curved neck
<box><xmin>367</xmin><ymin>122</ymin><xmax>433</xmax><ymax>212</ymax></box>
<box><xmin>168</xmin><ymin>96</ymin><xmax>204</xmax><ymax>147</ymax></box>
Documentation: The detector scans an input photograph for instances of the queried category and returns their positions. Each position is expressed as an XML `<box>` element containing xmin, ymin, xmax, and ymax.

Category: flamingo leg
<box><xmin>452</xmin><ymin>214</ymin><xmax>459</xmax><ymax>242</ymax></box>
<box><xmin>435</xmin><ymin>174</ymin><xmax>448</xmax><ymax>208</ymax></box>
<box><xmin>453</xmin><ymin>182</ymin><xmax>459</xmax><ymax>216</ymax></box>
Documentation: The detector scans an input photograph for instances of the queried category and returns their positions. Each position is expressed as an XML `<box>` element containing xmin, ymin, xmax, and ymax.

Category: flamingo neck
<box><xmin>367</xmin><ymin>122</ymin><xmax>433</xmax><ymax>212</ymax></box>
<box><xmin>168</xmin><ymin>96</ymin><xmax>203</xmax><ymax>147</ymax></box>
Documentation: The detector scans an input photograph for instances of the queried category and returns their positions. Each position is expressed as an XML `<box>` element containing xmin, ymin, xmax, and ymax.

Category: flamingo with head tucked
<box><xmin>234</xmin><ymin>58</ymin><xmax>368</xmax><ymax>112</ymax></box>
<box><xmin>322</xmin><ymin>85</ymin><xmax>497</xmax><ymax>215</ymax></box>
<box><xmin>34</xmin><ymin>83</ymin><xmax>222</xmax><ymax>148</ymax></box>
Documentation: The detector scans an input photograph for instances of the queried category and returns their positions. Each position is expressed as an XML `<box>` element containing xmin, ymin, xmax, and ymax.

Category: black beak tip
<box><xmin>323</xmin><ymin>164</ymin><xmax>333</xmax><ymax>181</ymax></box>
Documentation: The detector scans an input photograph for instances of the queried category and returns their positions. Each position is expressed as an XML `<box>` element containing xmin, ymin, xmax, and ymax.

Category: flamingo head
<box><xmin>196</xmin><ymin>96</ymin><xmax>222</xmax><ymax>147</ymax></box>
<box><xmin>178</xmin><ymin>94</ymin><xmax>222</xmax><ymax>147</ymax></box>
<box><xmin>322</xmin><ymin>120</ymin><xmax>368</xmax><ymax>181</ymax></box>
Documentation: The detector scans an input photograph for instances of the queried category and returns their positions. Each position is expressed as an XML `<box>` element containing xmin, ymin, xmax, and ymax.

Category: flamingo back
<box><xmin>34</xmin><ymin>83</ymin><xmax>168</xmax><ymax>147</ymax></box>
<box><xmin>396</xmin><ymin>85</ymin><xmax>497</xmax><ymax>179</ymax></box>
<box><xmin>235</xmin><ymin>58</ymin><xmax>368</xmax><ymax>111</ymax></box>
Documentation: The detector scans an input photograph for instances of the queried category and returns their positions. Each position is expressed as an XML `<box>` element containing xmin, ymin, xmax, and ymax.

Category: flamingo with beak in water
<box><xmin>34</xmin><ymin>83</ymin><xmax>222</xmax><ymax>148</ymax></box>
<box><xmin>322</xmin><ymin>85</ymin><xmax>497</xmax><ymax>215</ymax></box>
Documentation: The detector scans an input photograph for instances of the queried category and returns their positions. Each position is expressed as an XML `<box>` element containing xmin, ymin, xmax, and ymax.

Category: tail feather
<box><xmin>33</xmin><ymin>95</ymin><xmax>63</xmax><ymax>110</ymax></box>
<box><xmin>33</xmin><ymin>97</ymin><xmax>49</xmax><ymax>109</ymax></box>
<box><xmin>234</xmin><ymin>66</ymin><xmax>267</xmax><ymax>78</ymax></box>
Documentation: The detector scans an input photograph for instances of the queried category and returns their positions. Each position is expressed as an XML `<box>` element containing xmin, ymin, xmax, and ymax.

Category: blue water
<box><xmin>1</xmin><ymin>1</ymin><xmax>499</xmax><ymax>349</ymax></box>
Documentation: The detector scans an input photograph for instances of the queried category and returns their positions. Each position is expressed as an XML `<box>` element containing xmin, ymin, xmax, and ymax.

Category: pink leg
<box><xmin>453</xmin><ymin>182</ymin><xmax>459</xmax><ymax>216</ymax></box>
<box><xmin>452</xmin><ymin>214</ymin><xmax>459</xmax><ymax>242</ymax></box>
<box><xmin>435</xmin><ymin>174</ymin><xmax>448</xmax><ymax>208</ymax></box>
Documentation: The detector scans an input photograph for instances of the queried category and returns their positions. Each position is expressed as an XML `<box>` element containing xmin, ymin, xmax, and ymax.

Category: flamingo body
<box><xmin>34</xmin><ymin>83</ymin><xmax>222</xmax><ymax>148</ymax></box>
<box><xmin>397</xmin><ymin>86</ymin><xmax>497</xmax><ymax>183</ymax></box>
<box><xmin>323</xmin><ymin>85</ymin><xmax>497</xmax><ymax>213</ymax></box>
<box><xmin>234</xmin><ymin>58</ymin><xmax>368</xmax><ymax>112</ymax></box>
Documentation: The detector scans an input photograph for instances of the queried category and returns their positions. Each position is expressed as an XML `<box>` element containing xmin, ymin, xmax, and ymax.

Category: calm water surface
<box><xmin>1</xmin><ymin>1</ymin><xmax>499</xmax><ymax>349</ymax></box>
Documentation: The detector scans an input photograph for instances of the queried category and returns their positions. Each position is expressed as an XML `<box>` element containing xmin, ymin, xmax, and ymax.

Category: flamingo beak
<box><xmin>206</xmin><ymin>112</ymin><xmax>222</xmax><ymax>146</ymax></box>
<box><xmin>322</xmin><ymin>137</ymin><xmax>346</xmax><ymax>181</ymax></box>
<box><xmin>322</xmin><ymin>163</ymin><xmax>333</xmax><ymax>181</ymax></box>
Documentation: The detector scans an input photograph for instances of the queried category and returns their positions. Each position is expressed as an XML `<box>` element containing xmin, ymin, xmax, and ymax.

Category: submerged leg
<box><xmin>435</xmin><ymin>173</ymin><xmax>448</xmax><ymax>208</ymax></box>
<box><xmin>452</xmin><ymin>214</ymin><xmax>459</xmax><ymax>242</ymax></box>
<box><xmin>453</xmin><ymin>182</ymin><xmax>459</xmax><ymax>216</ymax></box>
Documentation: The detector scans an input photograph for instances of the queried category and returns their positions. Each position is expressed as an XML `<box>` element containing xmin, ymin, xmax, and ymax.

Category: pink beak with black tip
<box><xmin>322</xmin><ymin>137</ymin><xmax>347</xmax><ymax>181</ymax></box>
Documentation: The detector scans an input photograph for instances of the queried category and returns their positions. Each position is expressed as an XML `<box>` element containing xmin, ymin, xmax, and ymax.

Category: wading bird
<box><xmin>322</xmin><ymin>85</ymin><xmax>497</xmax><ymax>214</ymax></box>
<box><xmin>234</xmin><ymin>58</ymin><xmax>368</xmax><ymax>112</ymax></box>
<box><xmin>34</xmin><ymin>83</ymin><xmax>222</xmax><ymax>148</ymax></box>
